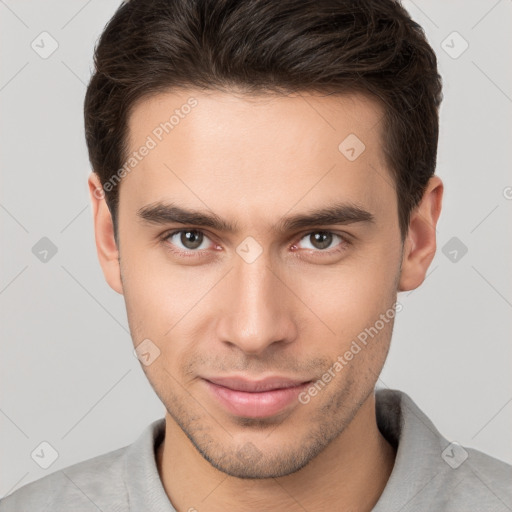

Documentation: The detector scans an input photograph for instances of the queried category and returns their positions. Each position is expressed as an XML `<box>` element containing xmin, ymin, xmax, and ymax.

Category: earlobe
<box><xmin>398</xmin><ymin>175</ymin><xmax>443</xmax><ymax>292</ymax></box>
<box><xmin>88</xmin><ymin>172</ymin><xmax>124</xmax><ymax>295</ymax></box>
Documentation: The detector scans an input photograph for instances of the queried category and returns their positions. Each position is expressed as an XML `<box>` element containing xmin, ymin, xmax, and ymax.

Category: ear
<box><xmin>88</xmin><ymin>172</ymin><xmax>123</xmax><ymax>295</ymax></box>
<box><xmin>398</xmin><ymin>175</ymin><xmax>443</xmax><ymax>292</ymax></box>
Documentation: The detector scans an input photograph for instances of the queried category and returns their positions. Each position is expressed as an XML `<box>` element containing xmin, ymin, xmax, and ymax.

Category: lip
<box><xmin>202</xmin><ymin>376</ymin><xmax>311</xmax><ymax>418</ymax></box>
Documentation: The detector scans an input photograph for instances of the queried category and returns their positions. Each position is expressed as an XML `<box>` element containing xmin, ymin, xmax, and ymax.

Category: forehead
<box><xmin>127</xmin><ymin>88</ymin><xmax>386</xmax><ymax>158</ymax></box>
<box><xmin>121</xmin><ymin>89</ymin><xmax>395</xmax><ymax>227</ymax></box>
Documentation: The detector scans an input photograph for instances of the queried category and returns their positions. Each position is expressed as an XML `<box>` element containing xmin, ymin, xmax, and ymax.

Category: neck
<box><xmin>156</xmin><ymin>392</ymin><xmax>396</xmax><ymax>512</ymax></box>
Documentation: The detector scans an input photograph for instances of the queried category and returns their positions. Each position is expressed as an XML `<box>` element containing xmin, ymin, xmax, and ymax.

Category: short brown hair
<box><xmin>84</xmin><ymin>0</ymin><xmax>442</xmax><ymax>239</ymax></box>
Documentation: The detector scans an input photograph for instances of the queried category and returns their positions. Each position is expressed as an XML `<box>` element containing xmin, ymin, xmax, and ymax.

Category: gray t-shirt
<box><xmin>1</xmin><ymin>388</ymin><xmax>511</xmax><ymax>511</ymax></box>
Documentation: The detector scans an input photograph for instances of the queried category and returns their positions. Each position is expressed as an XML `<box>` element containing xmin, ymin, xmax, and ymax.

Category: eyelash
<box><xmin>159</xmin><ymin>229</ymin><xmax>351</xmax><ymax>259</ymax></box>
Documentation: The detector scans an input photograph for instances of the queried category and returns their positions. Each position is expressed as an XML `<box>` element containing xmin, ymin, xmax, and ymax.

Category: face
<box><xmin>97</xmin><ymin>89</ymin><xmax>407</xmax><ymax>478</ymax></box>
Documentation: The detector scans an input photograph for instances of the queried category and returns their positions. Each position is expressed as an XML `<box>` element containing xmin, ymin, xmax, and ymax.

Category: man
<box><xmin>1</xmin><ymin>0</ymin><xmax>510</xmax><ymax>510</ymax></box>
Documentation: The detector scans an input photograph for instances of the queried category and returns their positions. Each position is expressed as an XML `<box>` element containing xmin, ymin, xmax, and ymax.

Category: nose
<box><xmin>215</xmin><ymin>252</ymin><xmax>298</xmax><ymax>356</ymax></box>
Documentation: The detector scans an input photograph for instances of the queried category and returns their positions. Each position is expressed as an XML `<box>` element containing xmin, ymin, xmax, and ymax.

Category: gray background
<box><xmin>1</xmin><ymin>0</ymin><xmax>511</xmax><ymax>497</ymax></box>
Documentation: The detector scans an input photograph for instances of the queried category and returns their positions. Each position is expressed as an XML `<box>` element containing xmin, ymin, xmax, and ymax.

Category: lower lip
<box><xmin>203</xmin><ymin>380</ymin><xmax>310</xmax><ymax>418</ymax></box>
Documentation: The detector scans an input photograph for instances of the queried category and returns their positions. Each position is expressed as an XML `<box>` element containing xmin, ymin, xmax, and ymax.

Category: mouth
<box><xmin>201</xmin><ymin>376</ymin><xmax>312</xmax><ymax>418</ymax></box>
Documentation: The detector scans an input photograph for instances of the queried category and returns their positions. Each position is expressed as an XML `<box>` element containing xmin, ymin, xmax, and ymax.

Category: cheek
<box><xmin>121</xmin><ymin>242</ymin><xmax>204</xmax><ymax>325</ymax></box>
<box><xmin>123</xmin><ymin>273</ymin><xmax>180</xmax><ymax>340</ymax></box>
<box><xmin>120</xmin><ymin>248</ymin><xmax>224</xmax><ymax>372</ymax></box>
<box><xmin>290</xmin><ymin>249</ymin><xmax>399</xmax><ymax>338</ymax></box>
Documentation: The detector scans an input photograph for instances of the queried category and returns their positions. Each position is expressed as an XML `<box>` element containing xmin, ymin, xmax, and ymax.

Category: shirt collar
<box><xmin>372</xmin><ymin>388</ymin><xmax>450</xmax><ymax>511</ymax></box>
<box><xmin>122</xmin><ymin>416</ymin><xmax>175</xmax><ymax>511</ymax></box>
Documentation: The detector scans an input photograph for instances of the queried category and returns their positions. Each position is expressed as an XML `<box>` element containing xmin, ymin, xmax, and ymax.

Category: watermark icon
<box><xmin>442</xmin><ymin>236</ymin><xmax>468</xmax><ymax>263</ymax></box>
<box><xmin>236</xmin><ymin>441</ymin><xmax>263</xmax><ymax>463</ymax></box>
<box><xmin>32</xmin><ymin>237</ymin><xmax>58</xmax><ymax>263</ymax></box>
<box><xmin>31</xmin><ymin>31</ymin><xmax>59</xmax><ymax>59</ymax></box>
<box><xmin>93</xmin><ymin>97</ymin><xmax>198</xmax><ymax>200</ymax></box>
<box><xmin>338</xmin><ymin>133</ymin><xmax>366</xmax><ymax>161</ymax></box>
<box><xmin>441</xmin><ymin>441</ymin><xmax>468</xmax><ymax>469</ymax></box>
<box><xmin>236</xmin><ymin>236</ymin><xmax>263</xmax><ymax>264</ymax></box>
<box><xmin>441</xmin><ymin>31</ymin><xmax>469</xmax><ymax>60</ymax></box>
<box><xmin>133</xmin><ymin>338</ymin><xmax>161</xmax><ymax>366</ymax></box>
<box><xmin>31</xmin><ymin>441</ymin><xmax>59</xmax><ymax>469</ymax></box>
<box><xmin>298</xmin><ymin>302</ymin><xmax>403</xmax><ymax>404</ymax></box>
<box><xmin>503</xmin><ymin>186</ymin><xmax>512</xmax><ymax>200</ymax></box>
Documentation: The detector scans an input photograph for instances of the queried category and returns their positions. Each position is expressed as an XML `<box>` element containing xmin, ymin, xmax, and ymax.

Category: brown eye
<box><xmin>294</xmin><ymin>231</ymin><xmax>348</xmax><ymax>255</ymax></box>
<box><xmin>309</xmin><ymin>232</ymin><xmax>334</xmax><ymax>250</ymax></box>
<box><xmin>180</xmin><ymin>230</ymin><xmax>203</xmax><ymax>249</ymax></box>
<box><xmin>165</xmin><ymin>230</ymin><xmax>210</xmax><ymax>252</ymax></box>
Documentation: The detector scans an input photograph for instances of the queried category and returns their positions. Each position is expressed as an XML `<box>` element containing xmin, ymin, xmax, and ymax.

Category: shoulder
<box><xmin>443</xmin><ymin>446</ymin><xmax>512</xmax><ymax>509</ymax></box>
<box><xmin>0</xmin><ymin>446</ymin><xmax>129</xmax><ymax>512</ymax></box>
<box><xmin>374</xmin><ymin>388</ymin><xmax>512</xmax><ymax>511</ymax></box>
<box><xmin>417</xmin><ymin>446</ymin><xmax>512</xmax><ymax>511</ymax></box>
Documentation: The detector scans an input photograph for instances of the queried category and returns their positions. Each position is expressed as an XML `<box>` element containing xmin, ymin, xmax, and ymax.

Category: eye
<box><xmin>164</xmin><ymin>229</ymin><xmax>213</xmax><ymax>252</ymax></box>
<box><xmin>294</xmin><ymin>231</ymin><xmax>348</xmax><ymax>252</ymax></box>
<box><xmin>160</xmin><ymin>228</ymin><xmax>349</xmax><ymax>260</ymax></box>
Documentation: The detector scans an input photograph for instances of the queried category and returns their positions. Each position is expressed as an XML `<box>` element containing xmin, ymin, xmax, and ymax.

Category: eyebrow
<box><xmin>137</xmin><ymin>201</ymin><xmax>374</xmax><ymax>233</ymax></box>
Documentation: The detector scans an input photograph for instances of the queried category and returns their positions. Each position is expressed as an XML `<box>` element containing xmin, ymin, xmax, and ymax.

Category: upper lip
<box><xmin>203</xmin><ymin>376</ymin><xmax>311</xmax><ymax>392</ymax></box>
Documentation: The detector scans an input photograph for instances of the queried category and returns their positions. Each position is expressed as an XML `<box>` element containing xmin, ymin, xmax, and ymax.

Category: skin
<box><xmin>89</xmin><ymin>89</ymin><xmax>443</xmax><ymax>511</ymax></box>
